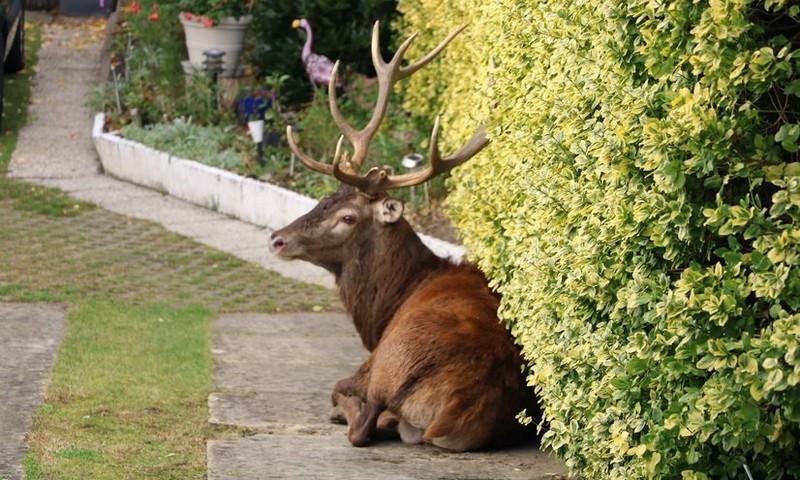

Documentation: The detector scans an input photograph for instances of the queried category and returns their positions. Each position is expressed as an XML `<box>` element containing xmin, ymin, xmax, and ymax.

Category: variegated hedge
<box><xmin>397</xmin><ymin>1</ymin><xmax>800</xmax><ymax>478</ymax></box>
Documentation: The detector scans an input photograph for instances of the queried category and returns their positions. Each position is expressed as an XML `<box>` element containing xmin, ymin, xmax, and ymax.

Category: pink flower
<box><xmin>149</xmin><ymin>11</ymin><xmax>159</xmax><ymax>21</ymax></box>
<box><xmin>183</xmin><ymin>12</ymin><xmax>193</xmax><ymax>20</ymax></box>
<box><xmin>202</xmin><ymin>17</ymin><xmax>214</xmax><ymax>28</ymax></box>
<box><xmin>130</xmin><ymin>1</ymin><xmax>140</xmax><ymax>13</ymax></box>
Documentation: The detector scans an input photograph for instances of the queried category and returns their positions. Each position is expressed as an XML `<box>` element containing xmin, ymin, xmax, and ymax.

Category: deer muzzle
<box><xmin>269</xmin><ymin>231</ymin><xmax>289</xmax><ymax>257</ymax></box>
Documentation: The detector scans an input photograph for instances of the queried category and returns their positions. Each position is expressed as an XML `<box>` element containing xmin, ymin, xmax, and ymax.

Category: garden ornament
<box><xmin>292</xmin><ymin>18</ymin><xmax>341</xmax><ymax>88</ymax></box>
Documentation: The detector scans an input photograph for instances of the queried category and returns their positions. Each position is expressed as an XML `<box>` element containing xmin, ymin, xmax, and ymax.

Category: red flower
<box><xmin>183</xmin><ymin>12</ymin><xmax>193</xmax><ymax>20</ymax></box>
<box><xmin>130</xmin><ymin>1</ymin><xmax>140</xmax><ymax>13</ymax></box>
<box><xmin>149</xmin><ymin>11</ymin><xmax>159</xmax><ymax>21</ymax></box>
<box><xmin>202</xmin><ymin>17</ymin><xmax>214</xmax><ymax>28</ymax></box>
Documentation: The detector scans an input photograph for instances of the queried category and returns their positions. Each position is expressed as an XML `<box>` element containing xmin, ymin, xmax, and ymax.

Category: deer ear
<box><xmin>375</xmin><ymin>198</ymin><xmax>403</xmax><ymax>224</ymax></box>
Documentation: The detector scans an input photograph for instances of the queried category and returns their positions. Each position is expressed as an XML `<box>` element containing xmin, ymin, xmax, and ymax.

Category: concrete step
<box><xmin>208</xmin><ymin>313</ymin><xmax>569</xmax><ymax>480</ymax></box>
<box><xmin>208</xmin><ymin>433</ymin><xmax>568</xmax><ymax>480</ymax></box>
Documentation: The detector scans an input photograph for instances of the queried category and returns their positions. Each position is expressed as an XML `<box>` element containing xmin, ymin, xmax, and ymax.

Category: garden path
<box><xmin>0</xmin><ymin>303</ymin><xmax>65</xmax><ymax>480</ymax></box>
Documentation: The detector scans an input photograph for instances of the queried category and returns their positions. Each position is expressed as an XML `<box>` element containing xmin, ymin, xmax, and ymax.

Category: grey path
<box><xmin>208</xmin><ymin>313</ymin><xmax>569</xmax><ymax>480</ymax></box>
<box><xmin>8</xmin><ymin>19</ymin><xmax>333</xmax><ymax>288</ymax></box>
<box><xmin>0</xmin><ymin>303</ymin><xmax>65</xmax><ymax>480</ymax></box>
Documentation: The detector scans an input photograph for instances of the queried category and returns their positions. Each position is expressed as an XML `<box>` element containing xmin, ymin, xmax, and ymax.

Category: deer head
<box><xmin>269</xmin><ymin>21</ymin><xmax>488</xmax><ymax>273</ymax></box>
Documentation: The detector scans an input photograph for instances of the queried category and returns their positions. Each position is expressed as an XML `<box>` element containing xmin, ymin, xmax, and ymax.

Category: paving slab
<box><xmin>208</xmin><ymin>434</ymin><xmax>568</xmax><ymax>480</ymax></box>
<box><xmin>209</xmin><ymin>313</ymin><xmax>569</xmax><ymax>479</ymax></box>
<box><xmin>211</xmin><ymin>313</ymin><xmax>363</xmax><ymax>429</ymax></box>
<box><xmin>0</xmin><ymin>303</ymin><xmax>66</xmax><ymax>480</ymax></box>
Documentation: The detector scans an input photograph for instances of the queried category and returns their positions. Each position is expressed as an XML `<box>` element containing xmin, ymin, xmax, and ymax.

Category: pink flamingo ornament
<box><xmin>292</xmin><ymin>18</ymin><xmax>341</xmax><ymax>88</ymax></box>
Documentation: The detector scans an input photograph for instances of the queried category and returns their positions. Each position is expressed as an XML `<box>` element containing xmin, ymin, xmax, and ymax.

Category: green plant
<box><xmin>399</xmin><ymin>0</ymin><xmax>800</xmax><ymax>479</ymax></box>
<box><xmin>92</xmin><ymin>0</ymin><xmax>232</xmax><ymax>128</ymax></box>
<box><xmin>178</xmin><ymin>0</ymin><xmax>254</xmax><ymax>25</ymax></box>
<box><xmin>0</xmin><ymin>22</ymin><xmax>41</xmax><ymax>172</ymax></box>
<box><xmin>262</xmin><ymin>72</ymin><xmax>290</xmax><ymax>128</ymax></box>
<box><xmin>122</xmin><ymin>119</ymin><xmax>248</xmax><ymax>169</ymax></box>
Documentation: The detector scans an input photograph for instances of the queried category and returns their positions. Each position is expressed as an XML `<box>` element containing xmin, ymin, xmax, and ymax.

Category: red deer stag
<box><xmin>269</xmin><ymin>22</ymin><xmax>540</xmax><ymax>451</ymax></box>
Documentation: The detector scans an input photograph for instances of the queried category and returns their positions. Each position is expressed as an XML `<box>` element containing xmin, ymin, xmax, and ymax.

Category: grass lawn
<box><xmin>24</xmin><ymin>301</ymin><xmax>213</xmax><ymax>480</ymax></box>
<box><xmin>1</xmin><ymin>19</ymin><xmax>339</xmax><ymax>479</ymax></box>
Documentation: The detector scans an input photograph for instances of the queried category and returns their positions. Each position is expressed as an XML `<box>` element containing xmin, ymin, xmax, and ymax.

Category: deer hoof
<box><xmin>348</xmin><ymin>430</ymin><xmax>371</xmax><ymax>447</ymax></box>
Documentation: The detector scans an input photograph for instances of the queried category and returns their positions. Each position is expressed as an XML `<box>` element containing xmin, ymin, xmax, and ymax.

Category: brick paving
<box><xmin>0</xmin><ymin>199</ymin><xmax>340</xmax><ymax>313</ymax></box>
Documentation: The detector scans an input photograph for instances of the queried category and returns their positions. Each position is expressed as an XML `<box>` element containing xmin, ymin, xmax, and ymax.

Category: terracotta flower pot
<box><xmin>180</xmin><ymin>13</ymin><xmax>252</xmax><ymax>77</ymax></box>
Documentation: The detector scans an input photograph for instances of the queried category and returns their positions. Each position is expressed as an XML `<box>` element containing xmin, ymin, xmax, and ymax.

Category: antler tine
<box><xmin>377</xmin><ymin>120</ymin><xmax>490</xmax><ymax>191</ymax></box>
<box><xmin>333</xmin><ymin>156</ymin><xmax>389</xmax><ymax>194</ymax></box>
<box><xmin>371</xmin><ymin>20</ymin><xmax>418</xmax><ymax>77</ymax></box>
<box><xmin>327</xmin><ymin>62</ymin><xmax>356</xmax><ymax>143</ymax></box>
<box><xmin>301</xmin><ymin>21</ymin><xmax>477</xmax><ymax>193</ymax></box>
<box><xmin>396</xmin><ymin>24</ymin><xmax>467</xmax><ymax>80</ymax></box>
<box><xmin>286</xmin><ymin>125</ymin><xmax>334</xmax><ymax>175</ymax></box>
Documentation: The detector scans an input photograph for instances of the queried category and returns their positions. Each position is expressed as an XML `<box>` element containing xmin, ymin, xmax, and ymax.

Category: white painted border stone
<box><xmin>92</xmin><ymin>114</ymin><xmax>465</xmax><ymax>262</ymax></box>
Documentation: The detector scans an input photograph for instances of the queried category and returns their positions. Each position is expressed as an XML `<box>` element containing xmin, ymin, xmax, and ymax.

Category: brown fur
<box><xmin>270</xmin><ymin>186</ymin><xmax>540</xmax><ymax>451</ymax></box>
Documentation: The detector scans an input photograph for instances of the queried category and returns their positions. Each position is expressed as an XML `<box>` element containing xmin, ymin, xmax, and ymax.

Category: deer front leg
<box><xmin>332</xmin><ymin>359</ymin><xmax>371</xmax><ymax>401</ymax></box>
<box><xmin>331</xmin><ymin>357</ymin><xmax>399</xmax><ymax>440</ymax></box>
<box><xmin>348</xmin><ymin>400</ymin><xmax>384</xmax><ymax>447</ymax></box>
<box><xmin>332</xmin><ymin>392</ymin><xmax>365</xmax><ymax>426</ymax></box>
<box><xmin>331</xmin><ymin>358</ymin><xmax>372</xmax><ymax>424</ymax></box>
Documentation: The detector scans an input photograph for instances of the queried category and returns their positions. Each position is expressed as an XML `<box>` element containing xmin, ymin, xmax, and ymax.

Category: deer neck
<box><xmin>337</xmin><ymin>219</ymin><xmax>448</xmax><ymax>350</ymax></box>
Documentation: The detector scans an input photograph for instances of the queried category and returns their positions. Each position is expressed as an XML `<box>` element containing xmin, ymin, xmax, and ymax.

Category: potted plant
<box><xmin>179</xmin><ymin>0</ymin><xmax>254</xmax><ymax>77</ymax></box>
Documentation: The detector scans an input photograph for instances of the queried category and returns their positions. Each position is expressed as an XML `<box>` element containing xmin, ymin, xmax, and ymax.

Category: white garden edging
<box><xmin>91</xmin><ymin>114</ymin><xmax>466</xmax><ymax>262</ymax></box>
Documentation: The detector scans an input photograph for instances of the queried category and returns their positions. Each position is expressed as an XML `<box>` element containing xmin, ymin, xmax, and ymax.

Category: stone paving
<box><xmin>207</xmin><ymin>313</ymin><xmax>569</xmax><ymax>480</ymax></box>
<box><xmin>0</xmin><ymin>303</ymin><xmax>65</xmax><ymax>480</ymax></box>
<box><xmin>0</xmin><ymin>199</ymin><xmax>341</xmax><ymax>312</ymax></box>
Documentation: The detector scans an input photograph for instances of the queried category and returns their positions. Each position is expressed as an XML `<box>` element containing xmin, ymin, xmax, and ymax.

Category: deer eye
<box><xmin>341</xmin><ymin>215</ymin><xmax>357</xmax><ymax>225</ymax></box>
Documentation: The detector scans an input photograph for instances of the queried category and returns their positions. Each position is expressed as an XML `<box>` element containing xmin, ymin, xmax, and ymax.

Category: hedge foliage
<box><xmin>398</xmin><ymin>0</ymin><xmax>800</xmax><ymax>478</ymax></box>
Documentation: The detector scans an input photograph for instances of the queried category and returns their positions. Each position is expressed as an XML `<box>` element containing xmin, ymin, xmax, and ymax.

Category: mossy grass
<box><xmin>0</xmin><ymin>21</ymin><xmax>41</xmax><ymax>172</ymax></box>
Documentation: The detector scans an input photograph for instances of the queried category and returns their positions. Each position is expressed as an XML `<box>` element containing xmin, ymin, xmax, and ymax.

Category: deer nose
<box><xmin>269</xmin><ymin>232</ymin><xmax>287</xmax><ymax>253</ymax></box>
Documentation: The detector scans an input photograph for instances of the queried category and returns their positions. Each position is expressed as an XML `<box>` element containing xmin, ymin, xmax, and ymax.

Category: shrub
<box><xmin>178</xmin><ymin>0</ymin><xmax>254</xmax><ymax>24</ymax></box>
<box><xmin>94</xmin><ymin>0</ymin><xmax>244</xmax><ymax>128</ymax></box>
<box><xmin>398</xmin><ymin>0</ymin><xmax>800</xmax><ymax>478</ymax></box>
<box><xmin>248</xmin><ymin>0</ymin><xmax>398</xmax><ymax>103</ymax></box>
<box><xmin>122</xmin><ymin>119</ymin><xmax>247</xmax><ymax>169</ymax></box>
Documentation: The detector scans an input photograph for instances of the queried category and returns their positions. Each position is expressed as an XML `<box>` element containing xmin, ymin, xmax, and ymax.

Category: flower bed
<box><xmin>92</xmin><ymin>113</ymin><xmax>465</xmax><ymax>261</ymax></box>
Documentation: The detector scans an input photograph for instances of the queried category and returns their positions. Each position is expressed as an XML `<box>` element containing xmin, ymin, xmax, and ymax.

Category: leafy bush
<box><xmin>122</xmin><ymin>119</ymin><xmax>248</xmax><ymax>169</ymax></box>
<box><xmin>91</xmin><ymin>0</ymin><xmax>234</xmax><ymax>127</ymax></box>
<box><xmin>398</xmin><ymin>0</ymin><xmax>800</xmax><ymax>478</ymax></box>
<box><xmin>248</xmin><ymin>0</ymin><xmax>398</xmax><ymax>103</ymax></box>
<box><xmin>178</xmin><ymin>0</ymin><xmax>254</xmax><ymax>24</ymax></box>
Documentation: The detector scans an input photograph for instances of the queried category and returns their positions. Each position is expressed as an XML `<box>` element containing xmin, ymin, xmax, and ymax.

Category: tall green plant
<box><xmin>399</xmin><ymin>0</ymin><xmax>800</xmax><ymax>478</ymax></box>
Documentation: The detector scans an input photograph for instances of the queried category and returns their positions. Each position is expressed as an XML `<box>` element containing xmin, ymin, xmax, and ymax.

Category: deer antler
<box><xmin>286</xmin><ymin>21</ymin><xmax>489</xmax><ymax>194</ymax></box>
